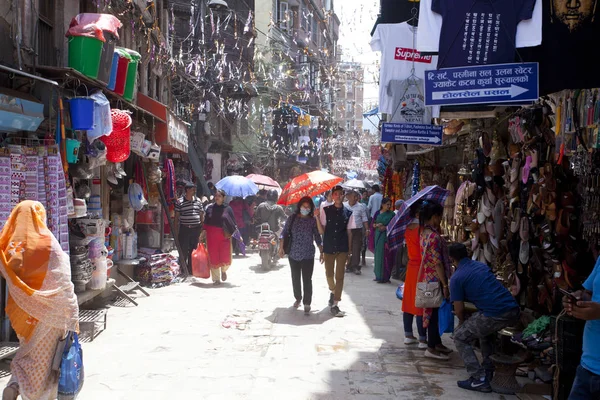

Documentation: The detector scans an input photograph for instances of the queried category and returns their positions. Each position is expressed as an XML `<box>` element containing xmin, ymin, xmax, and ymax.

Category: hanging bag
<box><xmin>192</xmin><ymin>243</ymin><xmax>210</xmax><ymax>279</ymax></box>
<box><xmin>57</xmin><ymin>331</ymin><xmax>84</xmax><ymax>399</ymax></box>
<box><xmin>282</xmin><ymin>214</ymin><xmax>297</xmax><ymax>255</ymax></box>
<box><xmin>415</xmin><ymin>232</ymin><xmax>444</xmax><ymax>309</ymax></box>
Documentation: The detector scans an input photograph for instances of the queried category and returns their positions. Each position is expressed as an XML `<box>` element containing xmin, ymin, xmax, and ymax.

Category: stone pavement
<box><xmin>0</xmin><ymin>253</ymin><xmax>518</xmax><ymax>400</ymax></box>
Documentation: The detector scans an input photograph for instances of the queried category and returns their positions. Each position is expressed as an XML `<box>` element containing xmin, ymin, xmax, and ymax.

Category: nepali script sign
<box><xmin>381</xmin><ymin>123</ymin><xmax>443</xmax><ymax>146</ymax></box>
<box><xmin>424</xmin><ymin>62</ymin><xmax>539</xmax><ymax>106</ymax></box>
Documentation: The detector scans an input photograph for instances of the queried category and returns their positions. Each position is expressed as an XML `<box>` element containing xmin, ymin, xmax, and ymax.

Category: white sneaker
<box><xmin>424</xmin><ymin>349</ymin><xmax>449</xmax><ymax>360</ymax></box>
<box><xmin>418</xmin><ymin>341</ymin><xmax>428</xmax><ymax>349</ymax></box>
<box><xmin>404</xmin><ymin>337</ymin><xmax>418</xmax><ymax>345</ymax></box>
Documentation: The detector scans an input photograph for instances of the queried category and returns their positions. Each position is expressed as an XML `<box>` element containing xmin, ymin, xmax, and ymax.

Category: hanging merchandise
<box><xmin>128</xmin><ymin>183</ymin><xmax>148</xmax><ymax>211</ymax></box>
<box><xmin>416</xmin><ymin>0</ymin><xmax>542</xmax><ymax>52</ymax></box>
<box><xmin>412</xmin><ymin>161</ymin><xmax>420</xmax><ymax>197</ymax></box>
<box><xmin>87</xmin><ymin>92</ymin><xmax>112</xmax><ymax>141</ymax></box>
<box><xmin>100</xmin><ymin>109</ymin><xmax>132</xmax><ymax>162</ymax></box>
<box><xmin>370</xmin><ymin>22</ymin><xmax>439</xmax><ymax>116</ymax></box>
<box><xmin>388</xmin><ymin>77</ymin><xmax>431</xmax><ymax>124</ymax></box>
<box><xmin>433</xmin><ymin>0</ymin><xmax>537</xmax><ymax>68</ymax></box>
<box><xmin>69</xmin><ymin>96</ymin><xmax>95</xmax><ymax>131</ymax></box>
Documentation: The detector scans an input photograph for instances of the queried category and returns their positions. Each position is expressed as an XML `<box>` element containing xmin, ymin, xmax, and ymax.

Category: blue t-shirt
<box><xmin>450</xmin><ymin>258</ymin><xmax>519</xmax><ymax>317</ymax></box>
<box><xmin>432</xmin><ymin>0</ymin><xmax>536</xmax><ymax>68</ymax></box>
<box><xmin>582</xmin><ymin>257</ymin><xmax>600</xmax><ymax>375</ymax></box>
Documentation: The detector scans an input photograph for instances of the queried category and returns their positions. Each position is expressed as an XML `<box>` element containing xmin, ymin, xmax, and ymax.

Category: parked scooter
<box><xmin>257</xmin><ymin>223</ymin><xmax>278</xmax><ymax>270</ymax></box>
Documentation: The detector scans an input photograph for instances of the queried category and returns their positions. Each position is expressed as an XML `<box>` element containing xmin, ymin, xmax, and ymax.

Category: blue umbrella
<box><xmin>215</xmin><ymin>175</ymin><xmax>259</xmax><ymax>198</ymax></box>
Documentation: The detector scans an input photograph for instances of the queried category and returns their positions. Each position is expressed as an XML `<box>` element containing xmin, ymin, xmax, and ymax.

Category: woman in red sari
<box><xmin>201</xmin><ymin>190</ymin><xmax>237</xmax><ymax>284</ymax></box>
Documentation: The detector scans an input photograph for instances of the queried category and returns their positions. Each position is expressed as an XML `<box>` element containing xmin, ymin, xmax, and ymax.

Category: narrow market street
<box><xmin>1</xmin><ymin>253</ymin><xmax>515</xmax><ymax>400</ymax></box>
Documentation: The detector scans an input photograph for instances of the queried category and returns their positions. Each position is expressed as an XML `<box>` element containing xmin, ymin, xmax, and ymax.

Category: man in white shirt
<box><xmin>344</xmin><ymin>191</ymin><xmax>370</xmax><ymax>275</ymax></box>
<box><xmin>367</xmin><ymin>185</ymin><xmax>384</xmax><ymax>219</ymax></box>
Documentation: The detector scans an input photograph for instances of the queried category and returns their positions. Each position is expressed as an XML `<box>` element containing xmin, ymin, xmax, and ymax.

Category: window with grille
<box><xmin>37</xmin><ymin>0</ymin><xmax>55</xmax><ymax>66</ymax></box>
<box><xmin>278</xmin><ymin>1</ymin><xmax>290</xmax><ymax>32</ymax></box>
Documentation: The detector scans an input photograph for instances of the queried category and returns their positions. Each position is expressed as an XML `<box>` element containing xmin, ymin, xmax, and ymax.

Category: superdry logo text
<box><xmin>394</xmin><ymin>47</ymin><xmax>433</xmax><ymax>63</ymax></box>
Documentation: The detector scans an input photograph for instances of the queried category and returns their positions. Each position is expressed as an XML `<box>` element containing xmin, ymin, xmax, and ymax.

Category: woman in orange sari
<box><xmin>0</xmin><ymin>201</ymin><xmax>79</xmax><ymax>400</ymax></box>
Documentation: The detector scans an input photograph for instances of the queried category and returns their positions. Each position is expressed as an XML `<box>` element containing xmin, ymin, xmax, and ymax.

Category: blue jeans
<box><xmin>569</xmin><ymin>365</ymin><xmax>600</xmax><ymax>400</ymax></box>
<box><xmin>403</xmin><ymin>312</ymin><xmax>426</xmax><ymax>341</ymax></box>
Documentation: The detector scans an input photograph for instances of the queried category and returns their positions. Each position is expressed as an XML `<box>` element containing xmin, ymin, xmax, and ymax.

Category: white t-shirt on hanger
<box><xmin>369</xmin><ymin>22</ymin><xmax>440</xmax><ymax>117</ymax></box>
<box><xmin>416</xmin><ymin>0</ymin><xmax>542</xmax><ymax>52</ymax></box>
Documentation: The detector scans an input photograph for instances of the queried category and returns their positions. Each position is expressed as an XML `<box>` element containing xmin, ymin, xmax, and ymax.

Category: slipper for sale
<box><xmin>519</xmin><ymin>240</ymin><xmax>530</xmax><ymax>265</ymax></box>
<box><xmin>510</xmin><ymin>208</ymin><xmax>520</xmax><ymax>233</ymax></box>
<box><xmin>484</xmin><ymin>242</ymin><xmax>493</xmax><ymax>263</ymax></box>
<box><xmin>477</xmin><ymin>200</ymin><xmax>486</xmax><ymax>224</ymax></box>
<box><xmin>489</xmin><ymin>234</ymin><xmax>499</xmax><ymax>250</ymax></box>
<box><xmin>483</xmin><ymin>193</ymin><xmax>493</xmax><ymax>217</ymax></box>
<box><xmin>520</xmin><ymin>217</ymin><xmax>530</xmax><ymax>242</ymax></box>
<box><xmin>522</xmin><ymin>156</ymin><xmax>532</xmax><ymax>184</ymax></box>
<box><xmin>494</xmin><ymin>200</ymin><xmax>505</xmax><ymax>241</ymax></box>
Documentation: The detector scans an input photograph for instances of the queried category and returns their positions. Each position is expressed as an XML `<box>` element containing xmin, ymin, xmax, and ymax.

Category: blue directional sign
<box><xmin>424</xmin><ymin>62</ymin><xmax>539</xmax><ymax>107</ymax></box>
<box><xmin>381</xmin><ymin>123</ymin><xmax>443</xmax><ymax>146</ymax></box>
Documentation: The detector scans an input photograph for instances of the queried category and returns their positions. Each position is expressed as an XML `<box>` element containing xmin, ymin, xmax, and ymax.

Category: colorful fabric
<box><xmin>401</xmin><ymin>224</ymin><xmax>423</xmax><ymax>316</ymax></box>
<box><xmin>387</xmin><ymin>185</ymin><xmax>450</xmax><ymax>250</ymax></box>
<box><xmin>374</xmin><ymin>210</ymin><xmax>395</xmax><ymax>282</ymax></box>
<box><xmin>0</xmin><ymin>201</ymin><xmax>79</xmax><ymax>399</ymax></box>
<box><xmin>205</xmin><ymin>225</ymin><xmax>232</xmax><ymax>270</ymax></box>
<box><xmin>419</xmin><ymin>226</ymin><xmax>451</xmax><ymax>328</ymax></box>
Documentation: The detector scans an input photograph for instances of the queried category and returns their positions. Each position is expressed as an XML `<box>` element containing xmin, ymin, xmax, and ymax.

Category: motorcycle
<box><xmin>257</xmin><ymin>223</ymin><xmax>278</xmax><ymax>270</ymax></box>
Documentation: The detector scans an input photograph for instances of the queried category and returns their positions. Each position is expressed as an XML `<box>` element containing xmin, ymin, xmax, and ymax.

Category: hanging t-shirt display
<box><xmin>370</xmin><ymin>23</ymin><xmax>439</xmax><ymax>115</ymax></box>
<box><xmin>522</xmin><ymin>0</ymin><xmax>600</xmax><ymax>95</ymax></box>
<box><xmin>417</xmin><ymin>0</ymin><xmax>542</xmax><ymax>52</ymax></box>
<box><xmin>387</xmin><ymin>78</ymin><xmax>432</xmax><ymax>124</ymax></box>
<box><xmin>432</xmin><ymin>0</ymin><xmax>536</xmax><ymax>68</ymax></box>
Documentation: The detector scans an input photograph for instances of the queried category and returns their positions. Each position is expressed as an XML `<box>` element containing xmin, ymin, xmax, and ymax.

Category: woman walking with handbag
<box><xmin>418</xmin><ymin>201</ymin><xmax>453</xmax><ymax>360</ymax></box>
<box><xmin>201</xmin><ymin>190</ymin><xmax>238</xmax><ymax>285</ymax></box>
<box><xmin>279</xmin><ymin>197</ymin><xmax>323</xmax><ymax>315</ymax></box>
<box><xmin>0</xmin><ymin>201</ymin><xmax>79</xmax><ymax>400</ymax></box>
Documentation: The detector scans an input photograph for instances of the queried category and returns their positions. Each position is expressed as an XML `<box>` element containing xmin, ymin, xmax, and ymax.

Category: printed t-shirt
<box><xmin>387</xmin><ymin>78</ymin><xmax>432</xmax><ymax>124</ymax></box>
<box><xmin>417</xmin><ymin>0</ymin><xmax>542</xmax><ymax>52</ymax></box>
<box><xmin>370</xmin><ymin>23</ymin><xmax>438</xmax><ymax>115</ymax></box>
<box><xmin>431</xmin><ymin>0</ymin><xmax>536</xmax><ymax>68</ymax></box>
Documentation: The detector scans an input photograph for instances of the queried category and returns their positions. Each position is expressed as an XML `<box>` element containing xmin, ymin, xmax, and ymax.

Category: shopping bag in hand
<box><xmin>192</xmin><ymin>243</ymin><xmax>210</xmax><ymax>278</ymax></box>
<box><xmin>396</xmin><ymin>283</ymin><xmax>404</xmax><ymax>300</ymax></box>
<box><xmin>58</xmin><ymin>332</ymin><xmax>84</xmax><ymax>399</ymax></box>
<box><xmin>438</xmin><ymin>299</ymin><xmax>455</xmax><ymax>336</ymax></box>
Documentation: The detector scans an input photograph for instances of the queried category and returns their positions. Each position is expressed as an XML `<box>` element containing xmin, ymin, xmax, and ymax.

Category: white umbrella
<box><xmin>343</xmin><ymin>179</ymin><xmax>366</xmax><ymax>189</ymax></box>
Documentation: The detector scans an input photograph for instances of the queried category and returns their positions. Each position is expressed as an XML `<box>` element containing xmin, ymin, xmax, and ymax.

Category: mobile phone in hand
<box><xmin>559</xmin><ymin>288</ymin><xmax>580</xmax><ymax>301</ymax></box>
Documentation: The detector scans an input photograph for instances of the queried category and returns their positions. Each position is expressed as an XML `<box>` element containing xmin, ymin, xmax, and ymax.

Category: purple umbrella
<box><xmin>387</xmin><ymin>185</ymin><xmax>451</xmax><ymax>250</ymax></box>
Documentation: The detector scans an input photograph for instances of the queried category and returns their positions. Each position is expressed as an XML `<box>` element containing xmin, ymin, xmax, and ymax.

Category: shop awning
<box><xmin>281</xmin><ymin>103</ymin><xmax>309</xmax><ymax>115</ymax></box>
<box><xmin>363</xmin><ymin>107</ymin><xmax>379</xmax><ymax>117</ymax></box>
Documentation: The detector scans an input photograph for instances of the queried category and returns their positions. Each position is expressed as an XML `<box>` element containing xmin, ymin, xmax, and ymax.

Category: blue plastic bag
<box><xmin>58</xmin><ymin>332</ymin><xmax>84</xmax><ymax>399</ymax></box>
<box><xmin>438</xmin><ymin>299</ymin><xmax>454</xmax><ymax>336</ymax></box>
<box><xmin>396</xmin><ymin>283</ymin><xmax>404</xmax><ymax>300</ymax></box>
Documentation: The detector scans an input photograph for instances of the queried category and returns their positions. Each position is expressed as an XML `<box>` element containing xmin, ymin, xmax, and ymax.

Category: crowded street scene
<box><xmin>0</xmin><ymin>0</ymin><xmax>599</xmax><ymax>399</ymax></box>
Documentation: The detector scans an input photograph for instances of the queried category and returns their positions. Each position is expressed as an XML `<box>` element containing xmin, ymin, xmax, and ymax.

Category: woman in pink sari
<box><xmin>201</xmin><ymin>190</ymin><xmax>237</xmax><ymax>285</ymax></box>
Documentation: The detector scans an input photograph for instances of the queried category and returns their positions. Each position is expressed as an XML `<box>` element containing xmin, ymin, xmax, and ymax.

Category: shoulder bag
<box><xmin>415</xmin><ymin>232</ymin><xmax>444</xmax><ymax>309</ymax></box>
<box><xmin>283</xmin><ymin>214</ymin><xmax>296</xmax><ymax>255</ymax></box>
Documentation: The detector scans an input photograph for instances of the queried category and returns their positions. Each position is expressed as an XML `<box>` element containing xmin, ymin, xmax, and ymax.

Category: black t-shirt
<box><xmin>433</xmin><ymin>0</ymin><xmax>536</xmax><ymax>68</ymax></box>
<box><xmin>522</xmin><ymin>0</ymin><xmax>600</xmax><ymax>95</ymax></box>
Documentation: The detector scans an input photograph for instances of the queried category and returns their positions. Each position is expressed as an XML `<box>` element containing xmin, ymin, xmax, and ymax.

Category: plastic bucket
<box><xmin>69</xmin><ymin>97</ymin><xmax>95</xmax><ymax>130</ymax></box>
<box><xmin>107</xmin><ymin>51</ymin><xmax>119</xmax><ymax>90</ymax></box>
<box><xmin>113</xmin><ymin>50</ymin><xmax>130</xmax><ymax>95</ymax></box>
<box><xmin>68</xmin><ymin>36</ymin><xmax>103</xmax><ymax>79</ymax></box>
<box><xmin>97</xmin><ymin>32</ymin><xmax>116</xmax><ymax>85</ymax></box>
<box><xmin>66</xmin><ymin>139</ymin><xmax>81</xmax><ymax>164</ymax></box>
<box><xmin>123</xmin><ymin>49</ymin><xmax>141</xmax><ymax>101</ymax></box>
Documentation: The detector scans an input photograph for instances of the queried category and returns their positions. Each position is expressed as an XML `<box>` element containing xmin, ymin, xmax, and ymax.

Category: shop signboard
<box><xmin>424</xmin><ymin>62</ymin><xmax>539</xmax><ymax>106</ymax></box>
<box><xmin>381</xmin><ymin>123</ymin><xmax>443</xmax><ymax>146</ymax></box>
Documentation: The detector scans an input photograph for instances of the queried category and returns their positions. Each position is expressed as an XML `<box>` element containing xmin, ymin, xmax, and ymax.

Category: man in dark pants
<box><xmin>448</xmin><ymin>243</ymin><xmax>521</xmax><ymax>393</ymax></box>
<box><xmin>344</xmin><ymin>190</ymin><xmax>369</xmax><ymax>275</ymax></box>
<box><xmin>174</xmin><ymin>182</ymin><xmax>205</xmax><ymax>273</ymax></box>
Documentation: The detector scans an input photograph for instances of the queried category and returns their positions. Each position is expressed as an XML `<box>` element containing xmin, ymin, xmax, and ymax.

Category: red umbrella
<box><xmin>278</xmin><ymin>171</ymin><xmax>343</xmax><ymax>205</ymax></box>
<box><xmin>246</xmin><ymin>174</ymin><xmax>281</xmax><ymax>189</ymax></box>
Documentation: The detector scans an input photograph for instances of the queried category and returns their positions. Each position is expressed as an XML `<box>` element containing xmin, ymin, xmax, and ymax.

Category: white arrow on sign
<box><xmin>393</xmin><ymin>135</ymin><xmax>441</xmax><ymax>144</ymax></box>
<box><xmin>432</xmin><ymin>84</ymin><xmax>529</xmax><ymax>100</ymax></box>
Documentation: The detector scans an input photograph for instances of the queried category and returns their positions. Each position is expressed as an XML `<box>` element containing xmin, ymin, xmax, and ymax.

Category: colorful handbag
<box><xmin>415</xmin><ymin>233</ymin><xmax>443</xmax><ymax>309</ymax></box>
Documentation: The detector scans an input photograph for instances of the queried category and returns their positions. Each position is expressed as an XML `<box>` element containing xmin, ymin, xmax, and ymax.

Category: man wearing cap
<box><xmin>344</xmin><ymin>190</ymin><xmax>370</xmax><ymax>275</ymax></box>
<box><xmin>175</xmin><ymin>182</ymin><xmax>205</xmax><ymax>273</ymax></box>
<box><xmin>316</xmin><ymin>185</ymin><xmax>352</xmax><ymax>317</ymax></box>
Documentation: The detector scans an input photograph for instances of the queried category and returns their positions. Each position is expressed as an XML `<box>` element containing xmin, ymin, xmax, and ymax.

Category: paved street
<box><xmin>0</xmin><ymin>253</ymin><xmax>516</xmax><ymax>399</ymax></box>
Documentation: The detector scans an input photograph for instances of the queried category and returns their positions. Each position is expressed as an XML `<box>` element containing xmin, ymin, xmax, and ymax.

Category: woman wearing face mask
<box><xmin>279</xmin><ymin>197</ymin><xmax>323</xmax><ymax>314</ymax></box>
<box><xmin>419</xmin><ymin>200</ymin><xmax>453</xmax><ymax>360</ymax></box>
